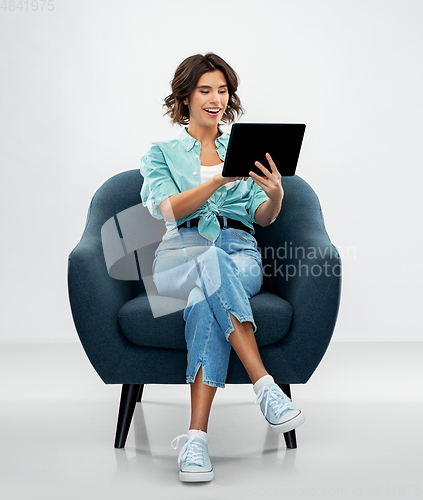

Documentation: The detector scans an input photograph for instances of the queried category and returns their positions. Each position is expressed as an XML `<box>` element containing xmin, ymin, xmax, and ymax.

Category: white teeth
<box><xmin>205</xmin><ymin>108</ymin><xmax>220</xmax><ymax>113</ymax></box>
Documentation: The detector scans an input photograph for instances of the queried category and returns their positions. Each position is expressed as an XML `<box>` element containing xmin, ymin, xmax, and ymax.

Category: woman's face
<box><xmin>184</xmin><ymin>70</ymin><xmax>229</xmax><ymax>129</ymax></box>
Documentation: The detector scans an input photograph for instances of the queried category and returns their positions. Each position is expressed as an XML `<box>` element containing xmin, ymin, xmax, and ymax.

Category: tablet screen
<box><xmin>222</xmin><ymin>123</ymin><xmax>306</xmax><ymax>177</ymax></box>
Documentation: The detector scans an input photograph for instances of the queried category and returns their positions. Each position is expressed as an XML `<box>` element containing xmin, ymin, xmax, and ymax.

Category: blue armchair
<box><xmin>67</xmin><ymin>169</ymin><xmax>341</xmax><ymax>450</ymax></box>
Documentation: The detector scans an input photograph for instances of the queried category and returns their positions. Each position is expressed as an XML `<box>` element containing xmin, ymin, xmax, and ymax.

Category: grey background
<box><xmin>1</xmin><ymin>0</ymin><xmax>422</xmax><ymax>341</ymax></box>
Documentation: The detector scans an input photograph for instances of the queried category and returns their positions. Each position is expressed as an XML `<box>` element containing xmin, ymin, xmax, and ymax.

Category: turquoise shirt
<box><xmin>140</xmin><ymin>127</ymin><xmax>270</xmax><ymax>242</ymax></box>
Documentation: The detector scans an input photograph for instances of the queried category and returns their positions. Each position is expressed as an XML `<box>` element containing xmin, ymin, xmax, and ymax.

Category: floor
<box><xmin>1</xmin><ymin>341</ymin><xmax>422</xmax><ymax>500</ymax></box>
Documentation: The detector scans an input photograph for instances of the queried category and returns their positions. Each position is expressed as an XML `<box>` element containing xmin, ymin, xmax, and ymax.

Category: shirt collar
<box><xmin>177</xmin><ymin>126</ymin><xmax>229</xmax><ymax>152</ymax></box>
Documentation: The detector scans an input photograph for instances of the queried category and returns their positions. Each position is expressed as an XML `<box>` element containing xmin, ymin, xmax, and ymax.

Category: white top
<box><xmin>200</xmin><ymin>163</ymin><xmax>236</xmax><ymax>190</ymax></box>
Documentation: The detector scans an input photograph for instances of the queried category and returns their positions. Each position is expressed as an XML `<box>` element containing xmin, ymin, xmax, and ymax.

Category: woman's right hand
<box><xmin>214</xmin><ymin>174</ymin><xmax>249</xmax><ymax>187</ymax></box>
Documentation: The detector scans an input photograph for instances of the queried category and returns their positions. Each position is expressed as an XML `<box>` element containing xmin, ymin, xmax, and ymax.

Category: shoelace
<box><xmin>171</xmin><ymin>433</ymin><xmax>205</xmax><ymax>466</ymax></box>
<box><xmin>255</xmin><ymin>385</ymin><xmax>293</xmax><ymax>419</ymax></box>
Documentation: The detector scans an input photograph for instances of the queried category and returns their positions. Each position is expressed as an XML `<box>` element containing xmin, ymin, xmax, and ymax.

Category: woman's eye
<box><xmin>200</xmin><ymin>91</ymin><xmax>209</xmax><ymax>94</ymax></box>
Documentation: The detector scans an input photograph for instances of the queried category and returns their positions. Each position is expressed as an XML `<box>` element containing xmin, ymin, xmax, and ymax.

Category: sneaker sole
<box><xmin>269</xmin><ymin>411</ymin><xmax>305</xmax><ymax>434</ymax></box>
<box><xmin>179</xmin><ymin>470</ymin><xmax>214</xmax><ymax>482</ymax></box>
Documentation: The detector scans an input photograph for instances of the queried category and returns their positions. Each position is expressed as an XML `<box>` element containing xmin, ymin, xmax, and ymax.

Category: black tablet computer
<box><xmin>222</xmin><ymin>123</ymin><xmax>306</xmax><ymax>177</ymax></box>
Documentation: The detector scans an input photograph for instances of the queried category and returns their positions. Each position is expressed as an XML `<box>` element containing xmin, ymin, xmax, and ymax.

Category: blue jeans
<box><xmin>152</xmin><ymin>220</ymin><xmax>263</xmax><ymax>388</ymax></box>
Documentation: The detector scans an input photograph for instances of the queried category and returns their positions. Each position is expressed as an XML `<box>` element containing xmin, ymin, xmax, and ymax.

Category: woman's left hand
<box><xmin>249</xmin><ymin>153</ymin><xmax>284</xmax><ymax>203</ymax></box>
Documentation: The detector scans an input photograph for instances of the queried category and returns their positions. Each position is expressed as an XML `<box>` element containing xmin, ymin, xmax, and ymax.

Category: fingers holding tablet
<box><xmin>249</xmin><ymin>153</ymin><xmax>284</xmax><ymax>201</ymax></box>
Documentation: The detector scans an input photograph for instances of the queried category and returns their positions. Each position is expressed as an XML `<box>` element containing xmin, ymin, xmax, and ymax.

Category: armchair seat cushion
<box><xmin>118</xmin><ymin>290</ymin><xmax>293</xmax><ymax>350</ymax></box>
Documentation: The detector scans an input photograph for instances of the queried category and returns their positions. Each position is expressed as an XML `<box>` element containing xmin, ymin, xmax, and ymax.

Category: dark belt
<box><xmin>177</xmin><ymin>216</ymin><xmax>253</xmax><ymax>234</ymax></box>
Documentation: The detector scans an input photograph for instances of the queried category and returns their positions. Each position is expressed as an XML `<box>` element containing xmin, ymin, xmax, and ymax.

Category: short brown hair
<box><xmin>163</xmin><ymin>53</ymin><xmax>244</xmax><ymax>125</ymax></box>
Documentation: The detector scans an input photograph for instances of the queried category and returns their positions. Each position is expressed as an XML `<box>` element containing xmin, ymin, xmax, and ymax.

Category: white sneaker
<box><xmin>255</xmin><ymin>383</ymin><xmax>305</xmax><ymax>433</ymax></box>
<box><xmin>171</xmin><ymin>431</ymin><xmax>214</xmax><ymax>482</ymax></box>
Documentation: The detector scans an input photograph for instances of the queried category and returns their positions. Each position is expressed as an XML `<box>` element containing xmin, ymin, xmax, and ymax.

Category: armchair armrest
<box><xmin>68</xmin><ymin>235</ymin><xmax>136</xmax><ymax>383</ymax></box>
<box><xmin>255</xmin><ymin>176</ymin><xmax>342</xmax><ymax>382</ymax></box>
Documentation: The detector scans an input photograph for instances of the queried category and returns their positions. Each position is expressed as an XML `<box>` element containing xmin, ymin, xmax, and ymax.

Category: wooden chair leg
<box><xmin>114</xmin><ymin>384</ymin><xmax>141</xmax><ymax>449</ymax></box>
<box><xmin>279</xmin><ymin>383</ymin><xmax>298</xmax><ymax>449</ymax></box>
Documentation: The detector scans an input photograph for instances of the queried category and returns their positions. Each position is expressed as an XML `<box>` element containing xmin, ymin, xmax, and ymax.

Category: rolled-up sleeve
<box><xmin>246</xmin><ymin>181</ymin><xmax>269</xmax><ymax>223</ymax></box>
<box><xmin>140</xmin><ymin>145</ymin><xmax>180</xmax><ymax>220</ymax></box>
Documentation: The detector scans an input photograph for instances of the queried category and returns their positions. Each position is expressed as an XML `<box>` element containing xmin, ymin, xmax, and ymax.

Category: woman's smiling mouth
<box><xmin>204</xmin><ymin>108</ymin><xmax>221</xmax><ymax>116</ymax></box>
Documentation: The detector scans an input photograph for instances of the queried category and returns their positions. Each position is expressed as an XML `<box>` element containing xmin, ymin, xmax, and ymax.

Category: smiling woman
<box><xmin>140</xmin><ymin>52</ymin><xmax>299</xmax><ymax>484</ymax></box>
